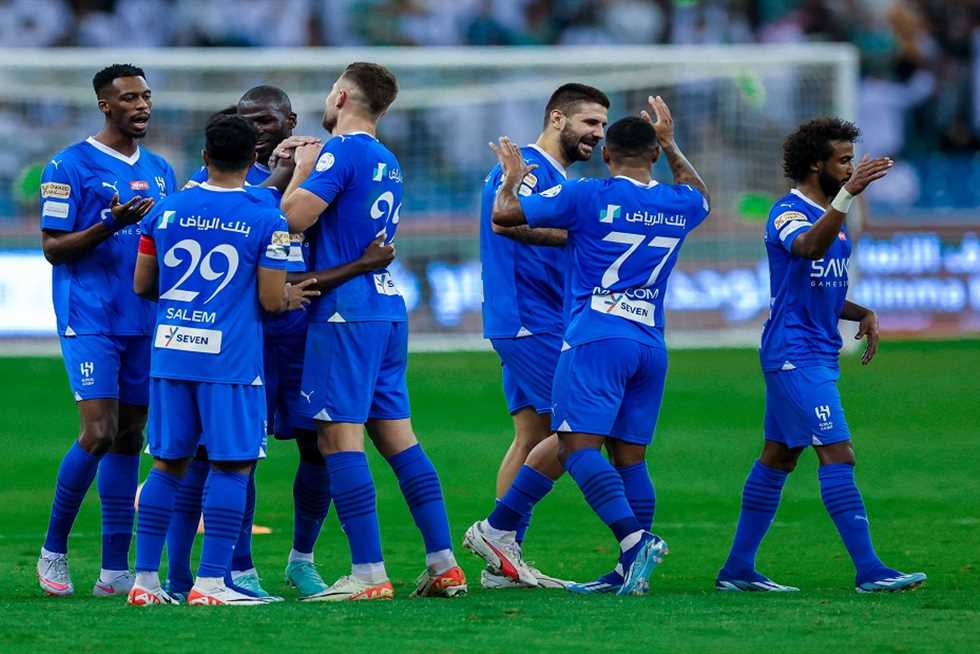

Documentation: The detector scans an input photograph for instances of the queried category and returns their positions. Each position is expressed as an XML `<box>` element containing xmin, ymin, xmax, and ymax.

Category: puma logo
<box><xmin>300</xmin><ymin>390</ymin><xmax>314</xmax><ymax>403</ymax></box>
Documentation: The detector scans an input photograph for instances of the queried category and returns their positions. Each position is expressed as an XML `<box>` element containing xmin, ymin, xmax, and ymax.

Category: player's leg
<box><xmin>563</xmin><ymin>342</ymin><xmax>668</xmax><ymax>596</ymax></box>
<box><xmin>368</xmin><ymin>321</ymin><xmax>465</xmax><ymax>598</ymax></box>
<box><xmin>285</xmin><ymin>429</ymin><xmax>331</xmax><ymax>597</ymax></box>
<box><xmin>39</xmin><ymin>334</ymin><xmax>121</xmax><ymax>596</ymax></box>
<box><xmin>808</xmin><ymin>368</ymin><xmax>925</xmax><ymax>592</ymax></box>
<box><xmin>130</xmin><ymin>379</ymin><xmax>199</xmax><ymax>606</ymax></box>
<box><xmin>165</xmin><ymin>446</ymin><xmax>209</xmax><ymax>598</ymax></box>
<box><xmin>187</xmin><ymin>383</ymin><xmax>269</xmax><ymax>606</ymax></box>
<box><xmin>229</xmin><ymin>467</ymin><xmax>258</xmax><ymax>582</ymax></box>
<box><xmin>717</xmin><ymin>368</ymin><xmax>805</xmax><ymax>592</ymax></box>
<box><xmin>606</xmin><ymin>440</ymin><xmax>655</xmax><ymax>532</ymax></box>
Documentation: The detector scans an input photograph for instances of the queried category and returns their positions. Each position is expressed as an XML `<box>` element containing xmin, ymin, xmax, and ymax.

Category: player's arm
<box><xmin>291</xmin><ymin>237</ymin><xmax>395</xmax><ymax>293</ymax></box>
<box><xmin>258</xmin><ymin>217</ymin><xmax>320</xmax><ymax>311</ymax></box>
<box><xmin>489</xmin><ymin>137</ymin><xmax>537</xmax><ymax>227</ymax></box>
<box><xmin>492</xmin><ymin>223</ymin><xmax>568</xmax><ymax>247</ymax></box>
<box><xmin>641</xmin><ymin>95</ymin><xmax>710</xmax><ymax>207</ymax></box>
<box><xmin>841</xmin><ymin>299</ymin><xmax>879</xmax><ymax>365</ymax></box>
<box><xmin>262</xmin><ymin>136</ymin><xmax>322</xmax><ymax>194</ymax></box>
<box><xmin>133</xmin><ymin>234</ymin><xmax>159</xmax><ymax>300</ymax></box>
<box><xmin>282</xmin><ymin>143</ymin><xmax>330</xmax><ymax>232</ymax></box>
<box><xmin>790</xmin><ymin>155</ymin><xmax>893</xmax><ymax>260</ymax></box>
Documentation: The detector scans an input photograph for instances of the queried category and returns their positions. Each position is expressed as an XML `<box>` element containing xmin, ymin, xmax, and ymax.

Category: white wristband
<box><xmin>831</xmin><ymin>187</ymin><xmax>854</xmax><ymax>213</ymax></box>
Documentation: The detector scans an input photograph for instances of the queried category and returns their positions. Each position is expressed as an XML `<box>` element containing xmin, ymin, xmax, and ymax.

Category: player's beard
<box><xmin>818</xmin><ymin>168</ymin><xmax>844</xmax><ymax>198</ymax></box>
<box><xmin>322</xmin><ymin>108</ymin><xmax>338</xmax><ymax>134</ymax></box>
<box><xmin>560</xmin><ymin>126</ymin><xmax>597</xmax><ymax>163</ymax></box>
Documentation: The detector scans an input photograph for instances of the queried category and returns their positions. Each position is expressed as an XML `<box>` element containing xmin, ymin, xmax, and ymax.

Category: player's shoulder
<box><xmin>768</xmin><ymin>191</ymin><xmax>812</xmax><ymax>226</ymax></box>
<box><xmin>45</xmin><ymin>141</ymin><xmax>92</xmax><ymax>173</ymax></box>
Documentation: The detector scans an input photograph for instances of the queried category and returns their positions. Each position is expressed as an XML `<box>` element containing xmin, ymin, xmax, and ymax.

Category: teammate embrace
<box><xmin>36</xmin><ymin>62</ymin><xmax>924</xmax><ymax>605</ymax></box>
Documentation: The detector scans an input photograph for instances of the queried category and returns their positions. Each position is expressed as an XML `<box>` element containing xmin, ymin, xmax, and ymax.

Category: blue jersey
<box><xmin>186</xmin><ymin>161</ymin><xmax>272</xmax><ymax>188</ymax></box>
<box><xmin>521</xmin><ymin>176</ymin><xmax>710</xmax><ymax>348</ymax></box>
<box><xmin>140</xmin><ymin>183</ymin><xmax>290</xmax><ymax>385</ymax></box>
<box><xmin>300</xmin><ymin>132</ymin><xmax>405</xmax><ymax>323</ymax></box>
<box><xmin>40</xmin><ymin>138</ymin><xmax>177</xmax><ymax>336</ymax></box>
<box><xmin>760</xmin><ymin>189</ymin><xmax>852</xmax><ymax>371</ymax></box>
<box><xmin>481</xmin><ymin>145</ymin><xmax>568</xmax><ymax>338</ymax></box>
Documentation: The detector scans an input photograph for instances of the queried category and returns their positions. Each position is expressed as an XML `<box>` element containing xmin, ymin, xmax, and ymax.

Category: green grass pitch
<box><xmin>0</xmin><ymin>341</ymin><xmax>977</xmax><ymax>653</ymax></box>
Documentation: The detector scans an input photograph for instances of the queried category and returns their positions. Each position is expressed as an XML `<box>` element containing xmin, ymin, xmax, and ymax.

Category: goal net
<box><xmin>0</xmin><ymin>45</ymin><xmax>857</xmax><ymax>348</ymax></box>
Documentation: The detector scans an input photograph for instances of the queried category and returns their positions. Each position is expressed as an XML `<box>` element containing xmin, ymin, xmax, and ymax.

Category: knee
<box><xmin>556</xmin><ymin>438</ymin><xmax>576</xmax><ymax>467</ymax></box>
<box><xmin>79</xmin><ymin>415</ymin><xmax>117</xmax><ymax>455</ymax></box>
<box><xmin>112</xmin><ymin>426</ymin><xmax>144</xmax><ymax>455</ymax></box>
<box><xmin>296</xmin><ymin>432</ymin><xmax>325</xmax><ymax>465</ymax></box>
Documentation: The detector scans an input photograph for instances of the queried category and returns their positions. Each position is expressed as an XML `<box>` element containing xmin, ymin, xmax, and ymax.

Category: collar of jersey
<box><xmin>791</xmin><ymin>188</ymin><xmax>827</xmax><ymax>211</ymax></box>
<box><xmin>199</xmin><ymin>182</ymin><xmax>245</xmax><ymax>192</ymax></box>
<box><xmin>340</xmin><ymin>130</ymin><xmax>377</xmax><ymax>140</ymax></box>
<box><xmin>85</xmin><ymin>136</ymin><xmax>141</xmax><ymax>165</ymax></box>
<box><xmin>253</xmin><ymin>161</ymin><xmax>271</xmax><ymax>174</ymax></box>
<box><xmin>614</xmin><ymin>175</ymin><xmax>658</xmax><ymax>188</ymax></box>
<box><xmin>525</xmin><ymin>144</ymin><xmax>567</xmax><ymax>179</ymax></box>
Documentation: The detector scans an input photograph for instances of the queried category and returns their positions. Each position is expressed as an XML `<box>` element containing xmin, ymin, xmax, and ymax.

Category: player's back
<box><xmin>41</xmin><ymin>138</ymin><xmax>176</xmax><ymax>335</ymax></box>
<box><xmin>480</xmin><ymin>145</ymin><xmax>567</xmax><ymax>338</ymax></box>
<box><xmin>185</xmin><ymin>161</ymin><xmax>272</xmax><ymax>189</ymax></box>
<box><xmin>141</xmin><ymin>183</ymin><xmax>290</xmax><ymax>384</ymax></box>
<box><xmin>301</xmin><ymin>132</ymin><xmax>405</xmax><ymax>323</ymax></box>
<box><xmin>760</xmin><ymin>189</ymin><xmax>852</xmax><ymax>371</ymax></box>
<box><xmin>530</xmin><ymin>176</ymin><xmax>709</xmax><ymax>349</ymax></box>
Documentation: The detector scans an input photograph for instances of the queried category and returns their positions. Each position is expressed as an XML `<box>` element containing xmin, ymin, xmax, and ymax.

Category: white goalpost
<box><xmin>0</xmin><ymin>44</ymin><xmax>858</xmax><ymax>352</ymax></box>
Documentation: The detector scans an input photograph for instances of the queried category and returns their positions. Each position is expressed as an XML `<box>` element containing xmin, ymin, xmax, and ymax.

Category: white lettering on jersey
<box><xmin>590</xmin><ymin>290</ymin><xmax>656</xmax><ymax>327</ymax></box>
<box><xmin>42</xmin><ymin>201</ymin><xmax>70</xmax><ymax>218</ymax></box>
<box><xmin>154</xmin><ymin>325</ymin><xmax>222</xmax><ymax>354</ymax></box>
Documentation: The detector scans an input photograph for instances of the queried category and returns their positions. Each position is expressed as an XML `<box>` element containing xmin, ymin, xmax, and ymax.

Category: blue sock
<box><xmin>617</xmin><ymin>462</ymin><xmax>656</xmax><ymax>532</ymax></box>
<box><xmin>135</xmin><ymin>469</ymin><xmax>182</xmax><ymax>572</ymax></box>
<box><xmin>44</xmin><ymin>442</ymin><xmax>101</xmax><ymax>554</ymax></box>
<box><xmin>387</xmin><ymin>444</ymin><xmax>452</xmax><ymax>554</ymax></box>
<box><xmin>565</xmin><ymin>449</ymin><xmax>640</xmax><ymax>542</ymax></box>
<box><xmin>327</xmin><ymin>452</ymin><xmax>382</xmax><ymax>565</ymax></box>
<box><xmin>230</xmin><ymin>469</ymin><xmax>256</xmax><ymax>572</ymax></box>
<box><xmin>97</xmin><ymin>453</ymin><xmax>139</xmax><ymax>571</ymax></box>
<box><xmin>819</xmin><ymin>463</ymin><xmax>886</xmax><ymax>579</ymax></box>
<box><xmin>293</xmin><ymin>461</ymin><xmax>331</xmax><ymax>554</ymax></box>
<box><xmin>515</xmin><ymin>512</ymin><xmax>532</xmax><ymax>545</ymax></box>
<box><xmin>487</xmin><ymin>465</ymin><xmax>554</xmax><ymax>537</ymax></box>
<box><xmin>721</xmin><ymin>460</ymin><xmax>788</xmax><ymax>577</ymax></box>
<box><xmin>198</xmin><ymin>469</ymin><xmax>249</xmax><ymax>579</ymax></box>
<box><xmin>166</xmin><ymin>459</ymin><xmax>208</xmax><ymax>592</ymax></box>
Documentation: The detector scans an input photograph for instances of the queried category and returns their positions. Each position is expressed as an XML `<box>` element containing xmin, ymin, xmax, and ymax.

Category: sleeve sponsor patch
<box><xmin>42</xmin><ymin>200</ymin><xmax>70</xmax><ymax>219</ymax></box>
<box><xmin>773</xmin><ymin>211</ymin><xmax>809</xmax><ymax>230</ymax></box>
<box><xmin>315</xmin><ymin>152</ymin><xmax>335</xmax><ymax>172</ymax></box>
<box><xmin>40</xmin><ymin>182</ymin><xmax>71</xmax><ymax>199</ymax></box>
<box><xmin>518</xmin><ymin>183</ymin><xmax>533</xmax><ymax>197</ymax></box>
<box><xmin>271</xmin><ymin>230</ymin><xmax>290</xmax><ymax>246</ymax></box>
<box><xmin>522</xmin><ymin>172</ymin><xmax>537</xmax><ymax>188</ymax></box>
<box><xmin>265</xmin><ymin>243</ymin><xmax>289</xmax><ymax>260</ymax></box>
<box><xmin>540</xmin><ymin>184</ymin><xmax>562</xmax><ymax>198</ymax></box>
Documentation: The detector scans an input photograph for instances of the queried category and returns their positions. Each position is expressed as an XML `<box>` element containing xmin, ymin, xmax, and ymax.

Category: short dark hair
<box><xmin>205</xmin><ymin>114</ymin><xmax>257</xmax><ymax>172</ymax></box>
<box><xmin>341</xmin><ymin>62</ymin><xmax>398</xmax><ymax>116</ymax></box>
<box><xmin>543</xmin><ymin>83</ymin><xmax>610</xmax><ymax>127</ymax></box>
<box><xmin>92</xmin><ymin>63</ymin><xmax>146</xmax><ymax>96</ymax></box>
<box><xmin>213</xmin><ymin>106</ymin><xmax>238</xmax><ymax>118</ymax></box>
<box><xmin>239</xmin><ymin>85</ymin><xmax>292</xmax><ymax>112</ymax></box>
<box><xmin>783</xmin><ymin>117</ymin><xmax>860</xmax><ymax>182</ymax></box>
<box><xmin>604</xmin><ymin>116</ymin><xmax>658</xmax><ymax>161</ymax></box>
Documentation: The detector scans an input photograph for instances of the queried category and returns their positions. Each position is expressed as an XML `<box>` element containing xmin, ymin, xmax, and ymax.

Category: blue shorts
<box><xmin>300</xmin><ymin>321</ymin><xmax>410</xmax><ymax>425</ymax></box>
<box><xmin>148</xmin><ymin>378</ymin><xmax>267</xmax><ymax>461</ymax></box>
<box><xmin>551</xmin><ymin>338</ymin><xmax>668</xmax><ymax>445</ymax></box>
<box><xmin>59</xmin><ymin>334</ymin><xmax>150</xmax><ymax>405</ymax></box>
<box><xmin>491</xmin><ymin>333</ymin><xmax>562</xmax><ymax>414</ymax></box>
<box><xmin>763</xmin><ymin>366</ymin><xmax>851</xmax><ymax>448</ymax></box>
<box><xmin>264</xmin><ymin>328</ymin><xmax>316</xmax><ymax>439</ymax></box>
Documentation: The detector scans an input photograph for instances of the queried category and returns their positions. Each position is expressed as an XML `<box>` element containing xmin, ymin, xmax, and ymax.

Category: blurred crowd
<box><xmin>3</xmin><ymin>0</ymin><xmax>979</xmax><ymax>163</ymax></box>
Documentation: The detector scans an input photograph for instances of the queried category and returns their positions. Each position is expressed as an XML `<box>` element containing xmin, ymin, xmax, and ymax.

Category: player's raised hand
<box><xmin>109</xmin><ymin>193</ymin><xmax>154</xmax><ymax>227</ymax></box>
<box><xmin>293</xmin><ymin>143</ymin><xmax>323</xmax><ymax>172</ymax></box>
<box><xmin>843</xmin><ymin>154</ymin><xmax>894</xmax><ymax>196</ymax></box>
<box><xmin>284</xmin><ymin>277</ymin><xmax>320</xmax><ymax>311</ymax></box>
<box><xmin>640</xmin><ymin>95</ymin><xmax>675</xmax><ymax>147</ymax></box>
<box><xmin>270</xmin><ymin>135</ymin><xmax>323</xmax><ymax>169</ymax></box>
<box><xmin>856</xmin><ymin>310</ymin><xmax>880</xmax><ymax>365</ymax></box>
<box><xmin>489</xmin><ymin>136</ymin><xmax>537</xmax><ymax>185</ymax></box>
<box><xmin>360</xmin><ymin>236</ymin><xmax>396</xmax><ymax>271</ymax></box>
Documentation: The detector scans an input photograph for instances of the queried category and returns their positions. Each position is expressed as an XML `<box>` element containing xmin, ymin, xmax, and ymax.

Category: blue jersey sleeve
<box><xmin>163</xmin><ymin>163</ymin><xmax>178</xmax><ymax>194</ymax></box>
<box><xmin>520</xmin><ymin>178</ymin><xmax>590</xmax><ymax>230</ymax></box>
<box><xmin>299</xmin><ymin>138</ymin><xmax>356</xmax><ymax>206</ymax></box>
<box><xmin>768</xmin><ymin>201</ymin><xmax>813</xmax><ymax>253</ymax></box>
<box><xmin>39</xmin><ymin>157</ymin><xmax>84</xmax><ymax>232</ymax></box>
<box><xmin>183</xmin><ymin>165</ymin><xmax>208</xmax><ymax>189</ymax></box>
<box><xmin>259</xmin><ymin>213</ymin><xmax>291</xmax><ymax>270</ymax></box>
<box><xmin>669</xmin><ymin>183</ymin><xmax>711</xmax><ymax>231</ymax></box>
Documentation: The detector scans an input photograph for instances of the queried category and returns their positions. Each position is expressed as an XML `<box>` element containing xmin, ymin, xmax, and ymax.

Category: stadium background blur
<box><xmin>0</xmin><ymin>0</ymin><xmax>978</xmax><ymax>343</ymax></box>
